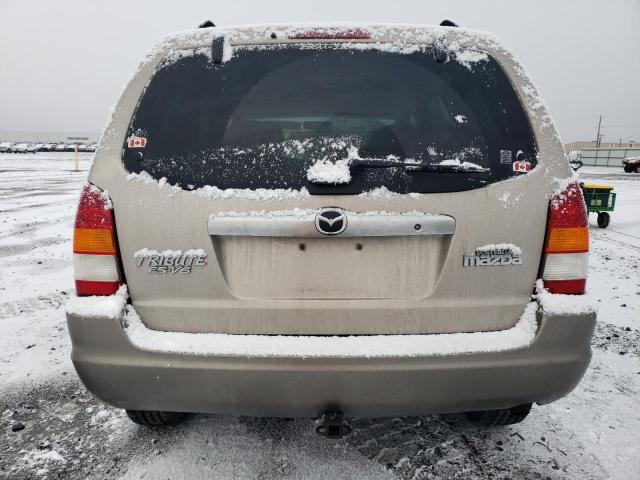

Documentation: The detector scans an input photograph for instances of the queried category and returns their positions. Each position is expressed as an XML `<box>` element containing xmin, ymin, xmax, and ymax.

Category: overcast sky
<box><xmin>1</xmin><ymin>0</ymin><xmax>638</xmax><ymax>143</ymax></box>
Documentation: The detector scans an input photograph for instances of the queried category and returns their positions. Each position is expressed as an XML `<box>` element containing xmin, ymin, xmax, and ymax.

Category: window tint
<box><xmin>124</xmin><ymin>44</ymin><xmax>537</xmax><ymax>193</ymax></box>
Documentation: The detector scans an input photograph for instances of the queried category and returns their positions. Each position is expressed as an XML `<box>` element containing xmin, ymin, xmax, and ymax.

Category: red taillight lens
<box><xmin>288</xmin><ymin>29</ymin><xmax>371</xmax><ymax>40</ymax></box>
<box><xmin>542</xmin><ymin>182</ymin><xmax>589</xmax><ymax>294</ymax></box>
<box><xmin>547</xmin><ymin>182</ymin><xmax>588</xmax><ymax>229</ymax></box>
<box><xmin>73</xmin><ymin>185</ymin><xmax>121</xmax><ymax>296</ymax></box>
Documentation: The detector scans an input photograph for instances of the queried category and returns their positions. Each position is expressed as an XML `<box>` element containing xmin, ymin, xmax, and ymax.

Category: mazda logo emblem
<box><xmin>315</xmin><ymin>208</ymin><xmax>347</xmax><ymax>235</ymax></box>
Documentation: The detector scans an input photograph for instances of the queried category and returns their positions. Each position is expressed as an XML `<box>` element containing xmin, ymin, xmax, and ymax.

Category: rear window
<box><xmin>123</xmin><ymin>43</ymin><xmax>537</xmax><ymax>194</ymax></box>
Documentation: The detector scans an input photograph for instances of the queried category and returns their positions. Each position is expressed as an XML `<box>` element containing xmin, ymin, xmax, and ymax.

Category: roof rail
<box><xmin>199</xmin><ymin>20</ymin><xmax>215</xmax><ymax>28</ymax></box>
<box><xmin>439</xmin><ymin>19</ymin><xmax>459</xmax><ymax>27</ymax></box>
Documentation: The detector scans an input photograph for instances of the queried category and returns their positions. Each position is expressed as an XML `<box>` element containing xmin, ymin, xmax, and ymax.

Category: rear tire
<box><xmin>465</xmin><ymin>403</ymin><xmax>532</xmax><ymax>426</ymax></box>
<box><xmin>125</xmin><ymin>410</ymin><xmax>186</xmax><ymax>426</ymax></box>
<box><xmin>624</xmin><ymin>166</ymin><xmax>632</xmax><ymax>173</ymax></box>
<box><xmin>597</xmin><ymin>212</ymin><xmax>610</xmax><ymax>228</ymax></box>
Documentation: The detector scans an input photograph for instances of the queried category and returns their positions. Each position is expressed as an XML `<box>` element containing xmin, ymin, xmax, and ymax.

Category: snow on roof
<box><xmin>154</xmin><ymin>22</ymin><xmax>508</xmax><ymax>50</ymax></box>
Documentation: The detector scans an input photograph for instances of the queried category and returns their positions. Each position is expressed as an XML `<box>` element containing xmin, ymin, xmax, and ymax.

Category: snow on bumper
<box><xmin>65</xmin><ymin>286</ymin><xmax>596</xmax><ymax>417</ymax></box>
<box><xmin>66</xmin><ymin>286</ymin><xmax>541</xmax><ymax>358</ymax></box>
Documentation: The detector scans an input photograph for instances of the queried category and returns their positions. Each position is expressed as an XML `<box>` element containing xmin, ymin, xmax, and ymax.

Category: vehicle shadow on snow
<box><xmin>1</xmin><ymin>381</ymin><xmax>607</xmax><ymax>480</ymax></box>
<box><xmin>0</xmin><ymin>379</ymin><xmax>159</xmax><ymax>480</ymax></box>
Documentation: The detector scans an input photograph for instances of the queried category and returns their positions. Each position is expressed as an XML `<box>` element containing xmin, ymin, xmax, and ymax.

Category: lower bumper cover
<box><xmin>66</xmin><ymin>307</ymin><xmax>595</xmax><ymax>417</ymax></box>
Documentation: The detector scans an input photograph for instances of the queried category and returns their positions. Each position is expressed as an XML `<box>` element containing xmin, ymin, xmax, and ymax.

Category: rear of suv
<box><xmin>66</xmin><ymin>23</ymin><xmax>596</xmax><ymax>430</ymax></box>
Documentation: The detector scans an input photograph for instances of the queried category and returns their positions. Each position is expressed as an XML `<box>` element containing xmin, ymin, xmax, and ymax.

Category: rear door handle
<box><xmin>208</xmin><ymin>211</ymin><xmax>455</xmax><ymax>237</ymax></box>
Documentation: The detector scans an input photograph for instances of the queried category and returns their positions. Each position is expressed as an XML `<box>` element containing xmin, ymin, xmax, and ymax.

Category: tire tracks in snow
<box><xmin>343</xmin><ymin>412</ymin><xmax>605</xmax><ymax>479</ymax></box>
<box><xmin>0</xmin><ymin>292</ymin><xmax>69</xmax><ymax>320</ymax></box>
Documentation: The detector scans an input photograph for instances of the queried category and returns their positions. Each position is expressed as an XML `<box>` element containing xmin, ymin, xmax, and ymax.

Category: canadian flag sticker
<box><xmin>127</xmin><ymin>136</ymin><xmax>147</xmax><ymax>148</ymax></box>
<box><xmin>512</xmin><ymin>160</ymin><xmax>531</xmax><ymax>173</ymax></box>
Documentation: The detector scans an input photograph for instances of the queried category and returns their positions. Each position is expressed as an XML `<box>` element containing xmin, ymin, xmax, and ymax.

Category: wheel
<box><xmin>465</xmin><ymin>403</ymin><xmax>532</xmax><ymax>426</ymax></box>
<box><xmin>636</xmin><ymin>165</ymin><xmax>640</xmax><ymax>173</ymax></box>
<box><xmin>597</xmin><ymin>212</ymin><xmax>610</xmax><ymax>228</ymax></box>
<box><xmin>624</xmin><ymin>166</ymin><xmax>632</xmax><ymax>173</ymax></box>
<box><xmin>125</xmin><ymin>410</ymin><xmax>186</xmax><ymax>426</ymax></box>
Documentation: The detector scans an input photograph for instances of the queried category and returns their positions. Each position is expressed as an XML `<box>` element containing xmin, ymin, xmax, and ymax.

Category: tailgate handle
<box><xmin>208</xmin><ymin>212</ymin><xmax>455</xmax><ymax>237</ymax></box>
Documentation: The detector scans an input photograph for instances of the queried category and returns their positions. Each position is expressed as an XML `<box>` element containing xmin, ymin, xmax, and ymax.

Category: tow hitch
<box><xmin>315</xmin><ymin>411</ymin><xmax>352</xmax><ymax>439</ymax></box>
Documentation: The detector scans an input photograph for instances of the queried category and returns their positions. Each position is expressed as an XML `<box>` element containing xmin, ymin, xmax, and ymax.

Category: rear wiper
<box><xmin>348</xmin><ymin>158</ymin><xmax>490</xmax><ymax>174</ymax></box>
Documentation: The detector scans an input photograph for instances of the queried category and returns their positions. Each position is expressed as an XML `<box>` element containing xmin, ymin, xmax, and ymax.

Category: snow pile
<box><xmin>123</xmin><ymin>301</ymin><xmax>538</xmax><ymax>358</ymax></box>
<box><xmin>65</xmin><ymin>285</ymin><xmax>128</xmax><ymax>319</ymax></box>
<box><xmin>535</xmin><ymin>280</ymin><xmax>597</xmax><ymax>315</ymax></box>
<box><xmin>306</xmin><ymin>146</ymin><xmax>360</xmax><ymax>184</ymax></box>
<box><xmin>475</xmin><ymin>243</ymin><xmax>522</xmax><ymax>255</ymax></box>
<box><xmin>437</xmin><ymin>158</ymin><xmax>485</xmax><ymax>170</ymax></box>
<box><xmin>306</xmin><ymin>159</ymin><xmax>351</xmax><ymax>184</ymax></box>
<box><xmin>454</xmin><ymin>114</ymin><xmax>467</xmax><ymax>123</ymax></box>
<box><xmin>134</xmin><ymin>248</ymin><xmax>206</xmax><ymax>258</ymax></box>
<box><xmin>358</xmin><ymin>186</ymin><xmax>422</xmax><ymax>199</ymax></box>
<box><xmin>20</xmin><ymin>449</ymin><xmax>66</xmax><ymax>476</ymax></box>
<box><xmin>453</xmin><ymin>49</ymin><xmax>489</xmax><ymax>69</ymax></box>
<box><xmin>196</xmin><ymin>184</ymin><xmax>310</xmax><ymax>201</ymax></box>
<box><xmin>127</xmin><ymin>170</ymin><xmax>310</xmax><ymax>200</ymax></box>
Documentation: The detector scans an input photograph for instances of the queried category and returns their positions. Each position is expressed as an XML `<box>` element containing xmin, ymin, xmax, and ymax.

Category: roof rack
<box><xmin>199</xmin><ymin>20</ymin><xmax>215</xmax><ymax>28</ymax></box>
<box><xmin>439</xmin><ymin>20</ymin><xmax>459</xmax><ymax>27</ymax></box>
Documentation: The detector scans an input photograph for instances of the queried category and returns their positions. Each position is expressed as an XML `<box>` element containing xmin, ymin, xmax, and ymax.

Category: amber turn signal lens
<box><xmin>545</xmin><ymin>227</ymin><xmax>589</xmax><ymax>254</ymax></box>
<box><xmin>73</xmin><ymin>228</ymin><xmax>116</xmax><ymax>255</ymax></box>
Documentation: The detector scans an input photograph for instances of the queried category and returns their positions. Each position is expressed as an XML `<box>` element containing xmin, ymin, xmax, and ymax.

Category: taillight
<box><xmin>73</xmin><ymin>184</ymin><xmax>121</xmax><ymax>296</ymax></box>
<box><xmin>542</xmin><ymin>182</ymin><xmax>589</xmax><ymax>294</ymax></box>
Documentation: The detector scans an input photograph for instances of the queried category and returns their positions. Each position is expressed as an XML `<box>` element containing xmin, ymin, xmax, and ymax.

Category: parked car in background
<box><xmin>35</xmin><ymin>143</ymin><xmax>48</xmax><ymax>152</ymax></box>
<box><xmin>55</xmin><ymin>144</ymin><xmax>67</xmax><ymax>152</ymax></box>
<box><xmin>86</xmin><ymin>143</ymin><xmax>98</xmax><ymax>152</ymax></box>
<box><xmin>0</xmin><ymin>142</ymin><xmax>12</xmax><ymax>152</ymax></box>
<box><xmin>26</xmin><ymin>144</ymin><xmax>38</xmax><ymax>153</ymax></box>
<box><xmin>623</xmin><ymin>156</ymin><xmax>640</xmax><ymax>173</ymax></box>
<box><xmin>77</xmin><ymin>144</ymin><xmax>88</xmax><ymax>152</ymax></box>
<box><xmin>11</xmin><ymin>143</ymin><xmax>29</xmax><ymax>153</ymax></box>
<box><xmin>65</xmin><ymin>144</ymin><xmax>78</xmax><ymax>152</ymax></box>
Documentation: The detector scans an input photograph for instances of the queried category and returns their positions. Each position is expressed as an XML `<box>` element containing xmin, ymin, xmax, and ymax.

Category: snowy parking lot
<box><xmin>1</xmin><ymin>154</ymin><xmax>639</xmax><ymax>479</ymax></box>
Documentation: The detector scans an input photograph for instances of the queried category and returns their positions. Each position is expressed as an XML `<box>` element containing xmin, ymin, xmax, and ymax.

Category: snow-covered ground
<box><xmin>0</xmin><ymin>154</ymin><xmax>639</xmax><ymax>479</ymax></box>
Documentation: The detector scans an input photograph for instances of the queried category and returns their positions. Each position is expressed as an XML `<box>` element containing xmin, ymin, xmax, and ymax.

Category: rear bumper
<box><xmin>66</xmin><ymin>306</ymin><xmax>595</xmax><ymax>417</ymax></box>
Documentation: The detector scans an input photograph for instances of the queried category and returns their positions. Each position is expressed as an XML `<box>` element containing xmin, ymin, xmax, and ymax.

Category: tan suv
<box><xmin>66</xmin><ymin>22</ymin><xmax>595</xmax><ymax>434</ymax></box>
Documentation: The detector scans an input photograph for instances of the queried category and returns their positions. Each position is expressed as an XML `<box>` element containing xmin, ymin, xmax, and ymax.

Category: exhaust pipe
<box><xmin>315</xmin><ymin>411</ymin><xmax>352</xmax><ymax>439</ymax></box>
